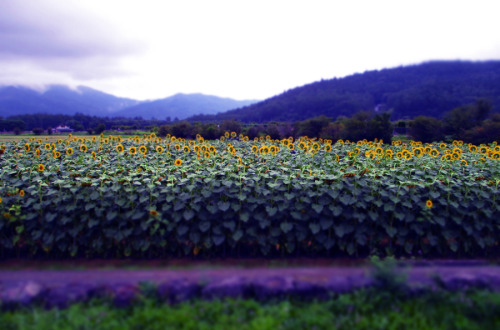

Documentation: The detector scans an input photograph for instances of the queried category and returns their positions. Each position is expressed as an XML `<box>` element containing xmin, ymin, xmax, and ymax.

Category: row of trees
<box><xmin>408</xmin><ymin>100</ymin><xmax>500</xmax><ymax>144</ymax></box>
<box><xmin>157</xmin><ymin>111</ymin><xmax>394</xmax><ymax>142</ymax></box>
<box><xmin>0</xmin><ymin>113</ymin><xmax>170</xmax><ymax>134</ymax></box>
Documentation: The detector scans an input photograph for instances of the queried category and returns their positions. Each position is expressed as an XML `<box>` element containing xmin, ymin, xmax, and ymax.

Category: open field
<box><xmin>0</xmin><ymin>133</ymin><xmax>499</xmax><ymax>258</ymax></box>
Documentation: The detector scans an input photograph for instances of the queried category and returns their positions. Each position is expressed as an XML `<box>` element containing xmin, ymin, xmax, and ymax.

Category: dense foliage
<box><xmin>189</xmin><ymin>60</ymin><xmax>500</xmax><ymax>122</ymax></box>
<box><xmin>0</xmin><ymin>133</ymin><xmax>499</xmax><ymax>259</ymax></box>
<box><xmin>2</xmin><ymin>290</ymin><xmax>500</xmax><ymax>329</ymax></box>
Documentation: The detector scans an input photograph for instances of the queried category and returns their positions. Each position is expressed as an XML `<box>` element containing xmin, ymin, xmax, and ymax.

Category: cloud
<box><xmin>0</xmin><ymin>0</ymin><xmax>143</xmax><ymax>83</ymax></box>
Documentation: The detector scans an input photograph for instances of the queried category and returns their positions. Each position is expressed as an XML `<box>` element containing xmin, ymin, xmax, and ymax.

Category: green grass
<box><xmin>2</xmin><ymin>289</ymin><xmax>500</xmax><ymax>329</ymax></box>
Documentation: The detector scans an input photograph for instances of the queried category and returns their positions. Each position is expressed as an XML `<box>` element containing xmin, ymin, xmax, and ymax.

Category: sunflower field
<box><xmin>0</xmin><ymin>133</ymin><xmax>499</xmax><ymax>258</ymax></box>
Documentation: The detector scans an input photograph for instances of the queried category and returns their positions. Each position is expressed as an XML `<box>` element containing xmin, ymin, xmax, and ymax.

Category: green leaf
<box><xmin>309</xmin><ymin>223</ymin><xmax>320</xmax><ymax>234</ymax></box>
<box><xmin>212</xmin><ymin>235</ymin><xmax>225</xmax><ymax>246</ymax></box>
<box><xmin>311</xmin><ymin>204</ymin><xmax>323</xmax><ymax>214</ymax></box>
<box><xmin>177</xmin><ymin>225</ymin><xmax>189</xmax><ymax>236</ymax></box>
<box><xmin>218</xmin><ymin>201</ymin><xmax>231</xmax><ymax>212</ymax></box>
<box><xmin>266</xmin><ymin>206</ymin><xmax>278</xmax><ymax>217</ymax></box>
<box><xmin>223</xmin><ymin>221</ymin><xmax>236</xmax><ymax>232</ymax></box>
<box><xmin>320</xmin><ymin>219</ymin><xmax>333</xmax><ymax>230</ymax></box>
<box><xmin>280</xmin><ymin>222</ymin><xmax>294</xmax><ymax>233</ymax></box>
<box><xmin>15</xmin><ymin>225</ymin><xmax>24</xmax><ymax>234</ymax></box>
<box><xmin>239</xmin><ymin>212</ymin><xmax>250</xmax><ymax>222</ymax></box>
<box><xmin>183</xmin><ymin>209</ymin><xmax>195</xmax><ymax>221</ymax></box>
<box><xmin>199</xmin><ymin>221</ymin><xmax>211</xmax><ymax>232</ymax></box>
<box><xmin>232</xmin><ymin>229</ymin><xmax>243</xmax><ymax>242</ymax></box>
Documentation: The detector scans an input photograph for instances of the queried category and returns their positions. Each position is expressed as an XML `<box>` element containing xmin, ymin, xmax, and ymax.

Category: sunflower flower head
<box><xmin>426</xmin><ymin>200</ymin><xmax>433</xmax><ymax>208</ymax></box>
<box><xmin>175</xmin><ymin>159</ymin><xmax>182</xmax><ymax>166</ymax></box>
<box><xmin>38</xmin><ymin>163</ymin><xmax>45</xmax><ymax>172</ymax></box>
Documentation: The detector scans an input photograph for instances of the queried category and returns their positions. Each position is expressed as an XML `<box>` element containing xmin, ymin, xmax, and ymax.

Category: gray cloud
<box><xmin>0</xmin><ymin>0</ymin><xmax>143</xmax><ymax>81</ymax></box>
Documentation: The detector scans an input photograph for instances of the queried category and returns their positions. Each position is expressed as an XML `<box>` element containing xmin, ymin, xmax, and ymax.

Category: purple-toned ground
<box><xmin>0</xmin><ymin>259</ymin><xmax>499</xmax><ymax>308</ymax></box>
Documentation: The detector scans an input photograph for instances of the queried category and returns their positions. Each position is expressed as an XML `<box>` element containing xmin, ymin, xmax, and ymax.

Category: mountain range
<box><xmin>0</xmin><ymin>85</ymin><xmax>258</xmax><ymax>120</ymax></box>
<box><xmin>188</xmin><ymin>60</ymin><xmax>500</xmax><ymax>122</ymax></box>
<box><xmin>2</xmin><ymin>60</ymin><xmax>500</xmax><ymax>123</ymax></box>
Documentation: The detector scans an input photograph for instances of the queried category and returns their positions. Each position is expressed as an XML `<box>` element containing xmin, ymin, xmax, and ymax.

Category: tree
<box><xmin>32</xmin><ymin>127</ymin><xmax>44</xmax><ymax>135</ymax></box>
<box><xmin>94</xmin><ymin>123</ymin><xmax>106</xmax><ymax>134</ymax></box>
<box><xmin>408</xmin><ymin>116</ymin><xmax>445</xmax><ymax>143</ymax></box>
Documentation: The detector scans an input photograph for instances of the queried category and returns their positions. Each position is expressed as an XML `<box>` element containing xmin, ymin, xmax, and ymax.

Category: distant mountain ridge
<box><xmin>188</xmin><ymin>60</ymin><xmax>500</xmax><ymax>122</ymax></box>
<box><xmin>0</xmin><ymin>85</ymin><xmax>258</xmax><ymax>119</ymax></box>
<box><xmin>113</xmin><ymin>93</ymin><xmax>258</xmax><ymax>120</ymax></box>
<box><xmin>0</xmin><ymin>85</ymin><xmax>140</xmax><ymax>117</ymax></box>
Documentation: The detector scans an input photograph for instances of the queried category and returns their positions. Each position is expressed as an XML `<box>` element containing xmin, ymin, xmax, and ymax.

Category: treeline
<box><xmin>0</xmin><ymin>113</ymin><xmax>170</xmax><ymax>134</ymax></box>
<box><xmin>157</xmin><ymin>111</ymin><xmax>394</xmax><ymax>142</ymax></box>
<box><xmin>407</xmin><ymin>99</ymin><xmax>500</xmax><ymax>144</ymax></box>
<box><xmin>160</xmin><ymin>100</ymin><xmax>499</xmax><ymax>144</ymax></box>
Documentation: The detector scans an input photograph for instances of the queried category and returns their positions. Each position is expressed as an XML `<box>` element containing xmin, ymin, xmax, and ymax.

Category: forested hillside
<box><xmin>189</xmin><ymin>61</ymin><xmax>500</xmax><ymax>122</ymax></box>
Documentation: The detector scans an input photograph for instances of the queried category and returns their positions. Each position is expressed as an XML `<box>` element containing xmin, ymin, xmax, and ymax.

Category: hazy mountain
<box><xmin>188</xmin><ymin>60</ymin><xmax>500</xmax><ymax>122</ymax></box>
<box><xmin>0</xmin><ymin>85</ymin><xmax>140</xmax><ymax>117</ymax></box>
<box><xmin>113</xmin><ymin>93</ymin><xmax>258</xmax><ymax>120</ymax></box>
<box><xmin>0</xmin><ymin>85</ymin><xmax>258</xmax><ymax>120</ymax></box>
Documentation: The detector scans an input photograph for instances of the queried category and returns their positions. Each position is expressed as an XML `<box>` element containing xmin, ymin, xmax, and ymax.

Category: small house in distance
<box><xmin>54</xmin><ymin>125</ymin><xmax>74</xmax><ymax>133</ymax></box>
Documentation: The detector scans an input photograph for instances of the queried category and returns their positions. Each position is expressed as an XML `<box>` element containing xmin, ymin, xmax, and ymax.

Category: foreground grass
<box><xmin>2</xmin><ymin>289</ymin><xmax>500</xmax><ymax>329</ymax></box>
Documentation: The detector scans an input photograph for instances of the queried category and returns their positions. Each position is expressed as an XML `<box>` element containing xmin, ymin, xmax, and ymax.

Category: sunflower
<box><xmin>231</xmin><ymin>132</ymin><xmax>237</xmax><ymax>138</ymax></box>
<box><xmin>269</xmin><ymin>146</ymin><xmax>277</xmax><ymax>153</ymax></box>
<box><xmin>43</xmin><ymin>143</ymin><xmax>51</xmax><ymax>151</ymax></box>
<box><xmin>451</xmin><ymin>152</ymin><xmax>461</xmax><ymax>160</ymax></box>
<box><xmin>156</xmin><ymin>145</ymin><xmax>164</xmax><ymax>153</ymax></box>
<box><xmin>66</xmin><ymin>147</ymin><xmax>74</xmax><ymax>156</ymax></box>
<box><xmin>35</xmin><ymin>149</ymin><xmax>41</xmax><ymax>157</ymax></box>
<box><xmin>220</xmin><ymin>136</ymin><xmax>225</xmax><ymax>142</ymax></box>
<box><xmin>174</xmin><ymin>144</ymin><xmax>181</xmax><ymax>151</ymax></box>
<box><xmin>479</xmin><ymin>146</ymin><xmax>489</xmax><ymax>154</ymax></box>
<box><xmin>79</xmin><ymin>144</ymin><xmax>87</xmax><ymax>153</ymax></box>
<box><xmin>288</xmin><ymin>143</ymin><xmax>295</xmax><ymax>151</ymax></box>
<box><xmin>24</xmin><ymin>143</ymin><xmax>30</xmax><ymax>152</ymax></box>
<box><xmin>149</xmin><ymin>210</ymin><xmax>159</xmax><ymax>217</ymax></box>
<box><xmin>224</xmin><ymin>132</ymin><xmax>230</xmax><ymax>138</ymax></box>
<box><xmin>396</xmin><ymin>152</ymin><xmax>403</xmax><ymax>159</ymax></box>
<box><xmin>492</xmin><ymin>152</ymin><xmax>500</xmax><ymax>160</ymax></box>
<box><xmin>461</xmin><ymin>159</ymin><xmax>468</xmax><ymax>166</ymax></box>
<box><xmin>116</xmin><ymin>144</ymin><xmax>125</xmax><ymax>153</ymax></box>
<box><xmin>251</xmin><ymin>145</ymin><xmax>258</xmax><ymax>153</ymax></box>
<box><xmin>19</xmin><ymin>190</ymin><xmax>25</xmax><ymax>197</ymax></box>
<box><xmin>204</xmin><ymin>152</ymin><xmax>210</xmax><ymax>159</ymax></box>
<box><xmin>325</xmin><ymin>144</ymin><xmax>332</xmax><ymax>152</ymax></box>
<box><xmin>209</xmin><ymin>146</ymin><xmax>216</xmax><ymax>153</ymax></box>
<box><xmin>174</xmin><ymin>159</ymin><xmax>182</xmax><ymax>166</ymax></box>
<box><xmin>439</xmin><ymin>143</ymin><xmax>447</xmax><ymax>149</ymax></box>
<box><xmin>183</xmin><ymin>146</ymin><xmax>190</xmax><ymax>153</ymax></box>
<box><xmin>259</xmin><ymin>146</ymin><xmax>269</xmax><ymax>155</ymax></box>
<box><xmin>139</xmin><ymin>146</ymin><xmax>147</xmax><ymax>154</ymax></box>
<box><xmin>426</xmin><ymin>200</ymin><xmax>433</xmax><ymax>208</ymax></box>
<box><xmin>430</xmin><ymin>149</ymin><xmax>439</xmax><ymax>157</ymax></box>
<box><xmin>129</xmin><ymin>146</ymin><xmax>137</xmax><ymax>155</ymax></box>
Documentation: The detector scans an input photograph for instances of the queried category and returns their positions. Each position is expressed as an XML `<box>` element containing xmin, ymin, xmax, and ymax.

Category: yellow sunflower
<box><xmin>116</xmin><ymin>144</ymin><xmax>125</xmax><ymax>153</ymax></box>
<box><xmin>66</xmin><ymin>147</ymin><xmax>74</xmax><ymax>156</ymax></box>
<box><xmin>38</xmin><ymin>163</ymin><xmax>45</xmax><ymax>172</ymax></box>
<box><xmin>183</xmin><ymin>146</ymin><xmax>190</xmax><ymax>153</ymax></box>
<box><xmin>80</xmin><ymin>144</ymin><xmax>87</xmax><ymax>153</ymax></box>
<box><xmin>139</xmin><ymin>145</ymin><xmax>147</xmax><ymax>154</ymax></box>
<box><xmin>156</xmin><ymin>145</ymin><xmax>164</xmax><ymax>153</ymax></box>
<box><xmin>426</xmin><ymin>200</ymin><xmax>433</xmax><ymax>208</ymax></box>
<box><xmin>129</xmin><ymin>146</ymin><xmax>137</xmax><ymax>155</ymax></box>
<box><xmin>174</xmin><ymin>158</ymin><xmax>182</xmax><ymax>166</ymax></box>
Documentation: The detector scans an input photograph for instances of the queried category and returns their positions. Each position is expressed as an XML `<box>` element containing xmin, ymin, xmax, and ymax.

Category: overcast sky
<box><xmin>1</xmin><ymin>0</ymin><xmax>499</xmax><ymax>101</ymax></box>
